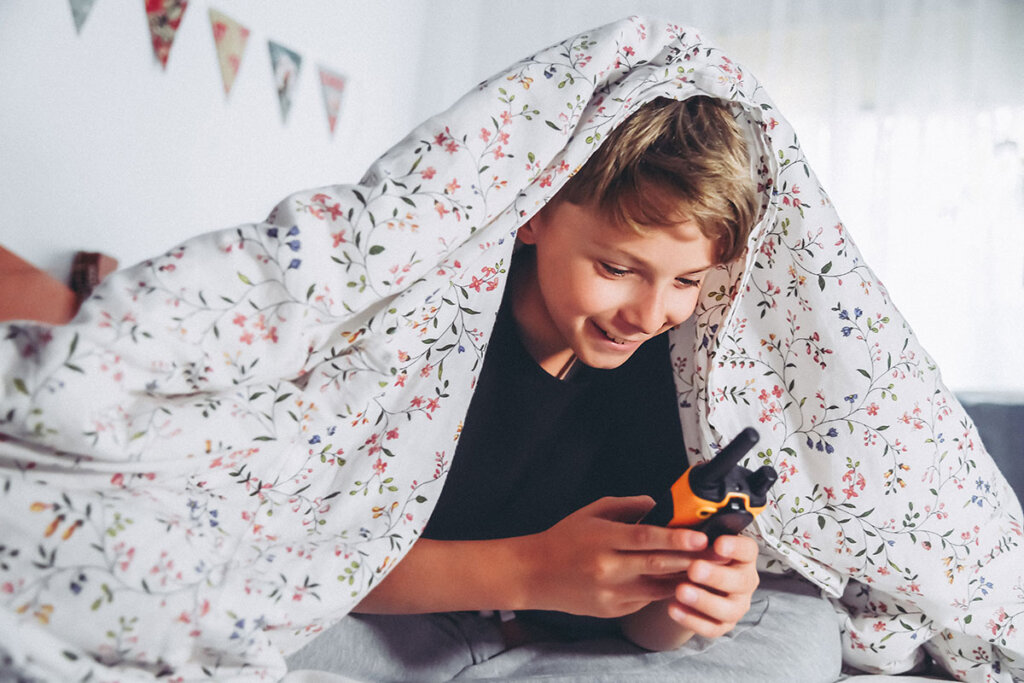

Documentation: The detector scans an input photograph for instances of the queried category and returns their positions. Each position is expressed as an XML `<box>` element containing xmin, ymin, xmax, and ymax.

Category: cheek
<box><xmin>547</xmin><ymin>266</ymin><xmax>613</xmax><ymax>314</ymax></box>
<box><xmin>673</xmin><ymin>289</ymin><xmax>702</xmax><ymax>321</ymax></box>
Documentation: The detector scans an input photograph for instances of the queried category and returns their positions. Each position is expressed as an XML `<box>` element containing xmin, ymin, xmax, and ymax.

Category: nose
<box><xmin>622</xmin><ymin>285</ymin><xmax>691</xmax><ymax>336</ymax></box>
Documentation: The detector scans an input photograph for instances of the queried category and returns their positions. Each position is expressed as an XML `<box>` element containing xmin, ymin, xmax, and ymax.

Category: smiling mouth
<box><xmin>595</xmin><ymin>323</ymin><xmax>643</xmax><ymax>346</ymax></box>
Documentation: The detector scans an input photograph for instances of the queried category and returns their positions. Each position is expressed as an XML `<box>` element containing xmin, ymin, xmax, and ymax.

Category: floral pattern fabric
<box><xmin>1</xmin><ymin>16</ymin><xmax>1021</xmax><ymax>682</ymax></box>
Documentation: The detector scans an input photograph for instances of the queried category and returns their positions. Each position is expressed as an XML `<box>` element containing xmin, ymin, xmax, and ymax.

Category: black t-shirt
<box><xmin>421</xmin><ymin>290</ymin><xmax>688</xmax><ymax>638</ymax></box>
<box><xmin>422</xmin><ymin>293</ymin><xmax>687</xmax><ymax>542</ymax></box>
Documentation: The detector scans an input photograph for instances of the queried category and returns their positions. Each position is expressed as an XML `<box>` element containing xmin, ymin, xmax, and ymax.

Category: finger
<box><xmin>586</xmin><ymin>495</ymin><xmax>656</xmax><ymax>523</ymax></box>
<box><xmin>673</xmin><ymin>583</ymin><xmax>750</xmax><ymax>634</ymax></box>
<box><xmin>711</xmin><ymin>535</ymin><xmax>760</xmax><ymax>564</ymax></box>
<box><xmin>687</xmin><ymin>559</ymin><xmax>759</xmax><ymax>596</ymax></box>
<box><xmin>667</xmin><ymin>599</ymin><xmax>738</xmax><ymax>640</ymax></box>
<box><xmin>620</xmin><ymin>550</ymin><xmax>699</xmax><ymax>578</ymax></box>
<box><xmin>613</xmin><ymin>520</ymin><xmax>708</xmax><ymax>554</ymax></box>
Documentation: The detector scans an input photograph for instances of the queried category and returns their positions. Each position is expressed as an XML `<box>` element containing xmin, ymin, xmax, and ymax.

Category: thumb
<box><xmin>587</xmin><ymin>495</ymin><xmax>657</xmax><ymax>523</ymax></box>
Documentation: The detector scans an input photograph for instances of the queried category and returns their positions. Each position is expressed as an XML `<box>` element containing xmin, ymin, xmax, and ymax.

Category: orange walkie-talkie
<box><xmin>643</xmin><ymin>427</ymin><xmax>777</xmax><ymax>540</ymax></box>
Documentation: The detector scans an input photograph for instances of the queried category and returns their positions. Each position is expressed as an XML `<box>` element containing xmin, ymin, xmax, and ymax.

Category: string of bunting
<box><xmin>66</xmin><ymin>0</ymin><xmax>346</xmax><ymax>135</ymax></box>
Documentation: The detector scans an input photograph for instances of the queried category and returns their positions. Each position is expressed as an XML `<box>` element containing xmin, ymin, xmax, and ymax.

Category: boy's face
<box><xmin>515</xmin><ymin>197</ymin><xmax>716</xmax><ymax>373</ymax></box>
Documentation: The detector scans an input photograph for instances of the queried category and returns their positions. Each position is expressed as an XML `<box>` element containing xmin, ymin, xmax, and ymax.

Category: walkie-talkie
<box><xmin>643</xmin><ymin>427</ymin><xmax>777</xmax><ymax>540</ymax></box>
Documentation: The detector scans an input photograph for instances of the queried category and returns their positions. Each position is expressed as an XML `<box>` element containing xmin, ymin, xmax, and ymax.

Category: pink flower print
<box><xmin>322</xmin><ymin>202</ymin><xmax>343</xmax><ymax>220</ymax></box>
<box><xmin>394</xmin><ymin>373</ymin><xmax>407</xmax><ymax>387</ymax></box>
<box><xmin>772</xmin><ymin>385</ymin><xmax>783</xmax><ymax>398</ymax></box>
<box><xmin>479</xmin><ymin>128</ymin><xmax>491</xmax><ymax>143</ymax></box>
<box><xmin>446</xmin><ymin>178</ymin><xmax>461</xmax><ymax>194</ymax></box>
<box><xmin>444</xmin><ymin>140</ymin><xmax>459</xmax><ymax>154</ymax></box>
<box><xmin>867</xmin><ymin>403</ymin><xmax>879</xmax><ymax>416</ymax></box>
<box><xmin>386</xmin><ymin>428</ymin><xmax>399</xmax><ymax>440</ymax></box>
<box><xmin>539</xmin><ymin>174</ymin><xmax>553</xmax><ymax>188</ymax></box>
<box><xmin>777</xmin><ymin>460</ymin><xmax>797</xmax><ymax>483</ymax></box>
<box><xmin>468</xmin><ymin>276</ymin><xmax>484</xmax><ymax>292</ymax></box>
<box><xmin>332</xmin><ymin>230</ymin><xmax>347</xmax><ymax>247</ymax></box>
<box><xmin>433</xmin><ymin>133</ymin><xmax>447</xmax><ymax>146</ymax></box>
<box><xmin>233</xmin><ymin>314</ymin><xmax>246</xmax><ymax>327</ymax></box>
<box><xmin>500</xmin><ymin>110</ymin><xmax>512</xmax><ymax>125</ymax></box>
<box><xmin>373</xmin><ymin>458</ymin><xmax>387</xmax><ymax>475</ymax></box>
<box><xmin>420</xmin><ymin>364</ymin><xmax>433</xmax><ymax>378</ymax></box>
<box><xmin>426</xmin><ymin>397</ymin><xmax>440</xmax><ymax>412</ymax></box>
<box><xmin>624</xmin><ymin>46</ymin><xmax>635</xmax><ymax>56</ymax></box>
<box><xmin>558</xmin><ymin>160</ymin><xmax>570</xmax><ymax>173</ymax></box>
<box><xmin>434</xmin><ymin>202</ymin><xmax>450</xmax><ymax>219</ymax></box>
<box><xmin>410</xmin><ymin>396</ymin><xmax>424</xmax><ymax>408</ymax></box>
<box><xmin>239</xmin><ymin>331</ymin><xmax>254</xmax><ymax>345</ymax></box>
<box><xmin>492</xmin><ymin>146</ymin><xmax>505</xmax><ymax>160</ymax></box>
<box><xmin>421</xmin><ymin>166</ymin><xmax>437</xmax><ymax>180</ymax></box>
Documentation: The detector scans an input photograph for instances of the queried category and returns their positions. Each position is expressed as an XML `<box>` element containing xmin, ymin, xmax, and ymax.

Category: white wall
<box><xmin>2</xmin><ymin>1</ymin><xmax>1022</xmax><ymax>393</ymax></box>
<box><xmin>0</xmin><ymin>1</ymin><xmax>435</xmax><ymax>276</ymax></box>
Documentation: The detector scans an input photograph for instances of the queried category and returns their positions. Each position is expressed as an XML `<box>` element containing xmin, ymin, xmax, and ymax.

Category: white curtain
<box><xmin>707</xmin><ymin>0</ymin><xmax>1024</xmax><ymax>395</ymax></box>
<box><xmin>419</xmin><ymin>0</ymin><xmax>1024</xmax><ymax>394</ymax></box>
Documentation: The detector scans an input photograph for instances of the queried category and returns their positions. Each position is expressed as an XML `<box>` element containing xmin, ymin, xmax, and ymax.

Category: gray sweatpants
<box><xmin>286</xmin><ymin>574</ymin><xmax>842</xmax><ymax>682</ymax></box>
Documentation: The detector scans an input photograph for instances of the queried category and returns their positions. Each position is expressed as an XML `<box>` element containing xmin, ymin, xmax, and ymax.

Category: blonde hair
<box><xmin>558</xmin><ymin>96</ymin><xmax>758</xmax><ymax>263</ymax></box>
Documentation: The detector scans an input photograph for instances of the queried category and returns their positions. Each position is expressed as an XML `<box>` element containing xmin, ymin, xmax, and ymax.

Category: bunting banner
<box><xmin>145</xmin><ymin>0</ymin><xmax>188</xmax><ymax>69</ymax></box>
<box><xmin>268</xmin><ymin>40</ymin><xmax>303</xmax><ymax>122</ymax></box>
<box><xmin>209</xmin><ymin>8</ymin><xmax>250</xmax><ymax>96</ymax></box>
<box><xmin>68</xmin><ymin>0</ymin><xmax>98</xmax><ymax>33</ymax></box>
<box><xmin>318</xmin><ymin>66</ymin><xmax>345</xmax><ymax>135</ymax></box>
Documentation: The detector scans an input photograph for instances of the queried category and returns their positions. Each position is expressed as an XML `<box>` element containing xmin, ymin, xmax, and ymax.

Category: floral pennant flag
<box><xmin>145</xmin><ymin>0</ymin><xmax>188</xmax><ymax>69</ymax></box>
<box><xmin>268</xmin><ymin>40</ymin><xmax>303</xmax><ymax>122</ymax></box>
<box><xmin>68</xmin><ymin>0</ymin><xmax>98</xmax><ymax>33</ymax></box>
<box><xmin>318</xmin><ymin>66</ymin><xmax>346</xmax><ymax>135</ymax></box>
<box><xmin>209</xmin><ymin>8</ymin><xmax>250</xmax><ymax>96</ymax></box>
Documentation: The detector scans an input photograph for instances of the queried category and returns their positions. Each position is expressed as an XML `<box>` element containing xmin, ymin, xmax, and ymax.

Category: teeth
<box><xmin>599</xmin><ymin>326</ymin><xmax>635</xmax><ymax>345</ymax></box>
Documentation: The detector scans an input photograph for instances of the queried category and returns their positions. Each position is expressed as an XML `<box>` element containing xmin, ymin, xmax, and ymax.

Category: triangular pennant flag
<box><xmin>145</xmin><ymin>0</ymin><xmax>189</xmax><ymax>69</ymax></box>
<box><xmin>68</xmin><ymin>0</ymin><xmax>98</xmax><ymax>33</ymax></box>
<box><xmin>209</xmin><ymin>8</ymin><xmax>250</xmax><ymax>96</ymax></box>
<box><xmin>268</xmin><ymin>40</ymin><xmax>303</xmax><ymax>122</ymax></box>
<box><xmin>318</xmin><ymin>66</ymin><xmax>346</xmax><ymax>136</ymax></box>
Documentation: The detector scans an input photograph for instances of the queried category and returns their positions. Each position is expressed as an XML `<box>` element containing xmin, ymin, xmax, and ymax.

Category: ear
<box><xmin>517</xmin><ymin>200</ymin><xmax>555</xmax><ymax>245</ymax></box>
<box><xmin>517</xmin><ymin>219</ymin><xmax>539</xmax><ymax>245</ymax></box>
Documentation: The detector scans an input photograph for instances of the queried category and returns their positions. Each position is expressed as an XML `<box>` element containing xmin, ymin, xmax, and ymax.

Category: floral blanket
<box><xmin>1</xmin><ymin>16</ymin><xmax>1021</xmax><ymax>682</ymax></box>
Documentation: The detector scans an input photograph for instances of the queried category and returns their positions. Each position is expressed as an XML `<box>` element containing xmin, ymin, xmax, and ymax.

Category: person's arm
<box><xmin>355</xmin><ymin>495</ymin><xmax>709</xmax><ymax>617</ymax></box>
<box><xmin>619</xmin><ymin>534</ymin><xmax>761</xmax><ymax>651</ymax></box>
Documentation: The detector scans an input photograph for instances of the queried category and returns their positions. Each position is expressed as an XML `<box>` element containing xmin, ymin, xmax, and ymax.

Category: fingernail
<box><xmin>679</xmin><ymin>585</ymin><xmax>698</xmax><ymax>604</ymax></box>
<box><xmin>688</xmin><ymin>532</ymin><xmax>707</xmax><ymax>550</ymax></box>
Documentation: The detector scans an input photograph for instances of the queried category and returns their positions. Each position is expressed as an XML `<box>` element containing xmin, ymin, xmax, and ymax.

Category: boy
<box><xmin>288</xmin><ymin>97</ymin><xmax>842</xmax><ymax>681</ymax></box>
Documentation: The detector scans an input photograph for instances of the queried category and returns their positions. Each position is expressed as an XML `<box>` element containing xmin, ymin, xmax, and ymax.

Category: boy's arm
<box><xmin>355</xmin><ymin>495</ymin><xmax>709</xmax><ymax>617</ymax></box>
<box><xmin>619</xmin><ymin>534</ymin><xmax>761</xmax><ymax>651</ymax></box>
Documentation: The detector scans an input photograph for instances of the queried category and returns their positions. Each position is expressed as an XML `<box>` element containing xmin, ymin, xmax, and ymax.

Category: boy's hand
<box><xmin>620</xmin><ymin>533</ymin><xmax>760</xmax><ymax>650</ymax></box>
<box><xmin>521</xmin><ymin>495</ymin><xmax>710</xmax><ymax>618</ymax></box>
<box><xmin>667</xmin><ymin>533</ymin><xmax>760</xmax><ymax>637</ymax></box>
<box><xmin>354</xmin><ymin>495</ymin><xmax>757</xmax><ymax>630</ymax></box>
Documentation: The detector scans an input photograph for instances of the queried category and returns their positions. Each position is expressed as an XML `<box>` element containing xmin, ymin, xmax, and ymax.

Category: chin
<box><xmin>576</xmin><ymin>348</ymin><xmax>634</xmax><ymax>370</ymax></box>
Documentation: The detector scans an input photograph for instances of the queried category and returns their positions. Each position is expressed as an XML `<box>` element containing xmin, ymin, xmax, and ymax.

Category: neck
<box><xmin>509</xmin><ymin>248</ymin><xmax>576</xmax><ymax>377</ymax></box>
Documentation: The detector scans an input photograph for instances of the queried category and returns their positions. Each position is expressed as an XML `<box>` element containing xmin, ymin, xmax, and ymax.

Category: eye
<box><xmin>676</xmin><ymin>277</ymin><xmax>702</xmax><ymax>288</ymax></box>
<box><xmin>600</xmin><ymin>263</ymin><xmax>630</xmax><ymax>277</ymax></box>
